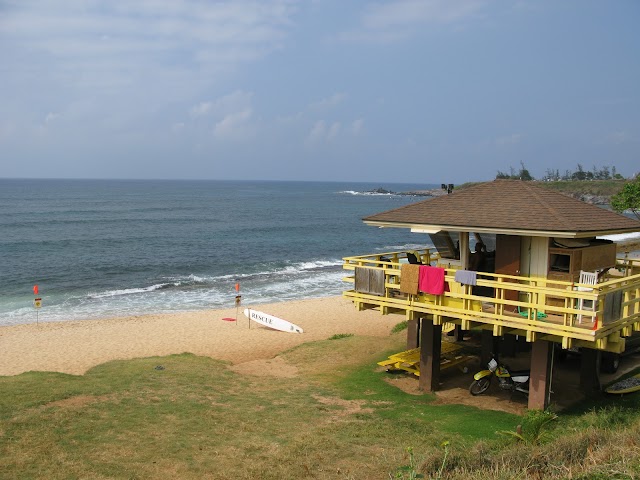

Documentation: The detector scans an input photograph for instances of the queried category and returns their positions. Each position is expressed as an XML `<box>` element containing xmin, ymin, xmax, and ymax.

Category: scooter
<box><xmin>469</xmin><ymin>357</ymin><xmax>530</xmax><ymax>396</ymax></box>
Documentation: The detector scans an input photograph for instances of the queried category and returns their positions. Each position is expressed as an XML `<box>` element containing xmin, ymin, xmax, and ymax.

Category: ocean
<box><xmin>0</xmin><ymin>179</ymin><xmax>437</xmax><ymax>326</ymax></box>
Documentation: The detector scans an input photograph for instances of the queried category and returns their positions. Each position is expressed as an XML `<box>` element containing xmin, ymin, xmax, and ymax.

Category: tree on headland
<box><xmin>496</xmin><ymin>161</ymin><xmax>533</xmax><ymax>181</ymax></box>
<box><xmin>611</xmin><ymin>175</ymin><xmax>640</xmax><ymax>220</ymax></box>
<box><xmin>499</xmin><ymin>163</ymin><xmax>626</xmax><ymax>182</ymax></box>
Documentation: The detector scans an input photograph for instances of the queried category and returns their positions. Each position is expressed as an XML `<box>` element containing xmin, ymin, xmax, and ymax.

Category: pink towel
<box><xmin>418</xmin><ymin>265</ymin><xmax>446</xmax><ymax>295</ymax></box>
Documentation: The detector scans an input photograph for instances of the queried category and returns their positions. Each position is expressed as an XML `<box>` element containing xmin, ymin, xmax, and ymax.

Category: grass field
<box><xmin>2</xmin><ymin>331</ymin><xmax>640</xmax><ymax>479</ymax></box>
<box><xmin>458</xmin><ymin>179</ymin><xmax>627</xmax><ymax>199</ymax></box>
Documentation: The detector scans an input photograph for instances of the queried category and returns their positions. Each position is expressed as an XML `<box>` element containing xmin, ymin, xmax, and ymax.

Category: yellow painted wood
<box><xmin>343</xmin><ymin>249</ymin><xmax>640</xmax><ymax>352</ymax></box>
<box><xmin>377</xmin><ymin>342</ymin><xmax>472</xmax><ymax>377</ymax></box>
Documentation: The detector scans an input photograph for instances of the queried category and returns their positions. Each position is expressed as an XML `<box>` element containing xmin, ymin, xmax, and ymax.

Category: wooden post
<box><xmin>407</xmin><ymin>319</ymin><xmax>419</xmax><ymax>349</ymax></box>
<box><xmin>419</xmin><ymin>318</ymin><xmax>442</xmax><ymax>392</ymax></box>
<box><xmin>528</xmin><ymin>340</ymin><xmax>552</xmax><ymax>410</ymax></box>
<box><xmin>580</xmin><ymin>348</ymin><xmax>601</xmax><ymax>393</ymax></box>
<box><xmin>481</xmin><ymin>329</ymin><xmax>496</xmax><ymax>366</ymax></box>
<box><xmin>452</xmin><ymin>324</ymin><xmax>464</xmax><ymax>342</ymax></box>
<box><xmin>501</xmin><ymin>334</ymin><xmax>517</xmax><ymax>358</ymax></box>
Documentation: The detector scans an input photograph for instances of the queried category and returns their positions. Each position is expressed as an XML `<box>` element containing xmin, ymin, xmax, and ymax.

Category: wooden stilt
<box><xmin>580</xmin><ymin>348</ymin><xmax>601</xmax><ymax>393</ymax></box>
<box><xmin>501</xmin><ymin>334</ymin><xmax>517</xmax><ymax>358</ymax></box>
<box><xmin>481</xmin><ymin>329</ymin><xmax>496</xmax><ymax>366</ymax></box>
<box><xmin>529</xmin><ymin>340</ymin><xmax>552</xmax><ymax>410</ymax></box>
<box><xmin>418</xmin><ymin>318</ymin><xmax>442</xmax><ymax>393</ymax></box>
<box><xmin>452</xmin><ymin>325</ymin><xmax>464</xmax><ymax>342</ymax></box>
<box><xmin>406</xmin><ymin>319</ymin><xmax>419</xmax><ymax>349</ymax></box>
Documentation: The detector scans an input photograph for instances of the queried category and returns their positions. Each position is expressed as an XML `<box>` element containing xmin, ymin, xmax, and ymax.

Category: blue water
<box><xmin>0</xmin><ymin>179</ymin><xmax>437</xmax><ymax>326</ymax></box>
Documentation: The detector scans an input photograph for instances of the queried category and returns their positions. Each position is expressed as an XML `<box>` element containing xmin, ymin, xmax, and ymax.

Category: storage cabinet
<box><xmin>548</xmin><ymin>243</ymin><xmax>617</xmax><ymax>282</ymax></box>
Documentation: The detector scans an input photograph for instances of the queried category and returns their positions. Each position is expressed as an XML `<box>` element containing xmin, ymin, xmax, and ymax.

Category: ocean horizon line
<box><xmin>0</xmin><ymin>177</ymin><xmax>447</xmax><ymax>186</ymax></box>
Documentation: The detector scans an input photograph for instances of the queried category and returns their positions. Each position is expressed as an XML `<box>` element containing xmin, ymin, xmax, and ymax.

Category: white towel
<box><xmin>455</xmin><ymin>269</ymin><xmax>477</xmax><ymax>286</ymax></box>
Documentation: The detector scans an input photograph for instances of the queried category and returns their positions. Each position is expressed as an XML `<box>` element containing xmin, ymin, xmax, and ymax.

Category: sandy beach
<box><xmin>2</xmin><ymin>238</ymin><xmax>638</xmax><ymax>379</ymax></box>
<box><xmin>0</xmin><ymin>296</ymin><xmax>400</xmax><ymax>377</ymax></box>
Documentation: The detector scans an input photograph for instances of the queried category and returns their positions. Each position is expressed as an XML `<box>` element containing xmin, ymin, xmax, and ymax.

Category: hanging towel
<box><xmin>400</xmin><ymin>264</ymin><xmax>420</xmax><ymax>295</ymax></box>
<box><xmin>454</xmin><ymin>269</ymin><xmax>477</xmax><ymax>286</ymax></box>
<box><xmin>419</xmin><ymin>265</ymin><xmax>446</xmax><ymax>295</ymax></box>
<box><xmin>354</xmin><ymin>267</ymin><xmax>370</xmax><ymax>294</ymax></box>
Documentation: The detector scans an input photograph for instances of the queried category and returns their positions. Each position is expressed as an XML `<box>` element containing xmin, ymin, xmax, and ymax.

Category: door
<box><xmin>495</xmin><ymin>235</ymin><xmax>521</xmax><ymax>303</ymax></box>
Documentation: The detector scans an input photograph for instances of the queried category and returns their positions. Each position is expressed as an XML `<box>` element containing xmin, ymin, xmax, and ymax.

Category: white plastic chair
<box><xmin>576</xmin><ymin>270</ymin><xmax>598</xmax><ymax>323</ymax></box>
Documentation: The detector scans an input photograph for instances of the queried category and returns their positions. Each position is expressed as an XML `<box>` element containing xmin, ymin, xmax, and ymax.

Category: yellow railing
<box><xmin>342</xmin><ymin>250</ymin><xmax>640</xmax><ymax>353</ymax></box>
<box><xmin>616</xmin><ymin>254</ymin><xmax>640</xmax><ymax>277</ymax></box>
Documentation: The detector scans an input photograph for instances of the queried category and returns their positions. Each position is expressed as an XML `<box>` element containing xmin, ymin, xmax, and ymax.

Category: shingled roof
<box><xmin>363</xmin><ymin>179</ymin><xmax>640</xmax><ymax>238</ymax></box>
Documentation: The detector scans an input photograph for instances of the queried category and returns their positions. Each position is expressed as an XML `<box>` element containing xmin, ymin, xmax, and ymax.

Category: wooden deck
<box><xmin>344</xmin><ymin>249</ymin><xmax>640</xmax><ymax>354</ymax></box>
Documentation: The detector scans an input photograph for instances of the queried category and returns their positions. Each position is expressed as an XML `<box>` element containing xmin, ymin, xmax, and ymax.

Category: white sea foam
<box><xmin>89</xmin><ymin>283</ymin><xmax>170</xmax><ymax>299</ymax></box>
<box><xmin>376</xmin><ymin>243</ymin><xmax>433</xmax><ymax>252</ymax></box>
<box><xmin>337</xmin><ymin>190</ymin><xmax>397</xmax><ymax>196</ymax></box>
<box><xmin>1</xmin><ymin>179</ymin><xmax>429</xmax><ymax>327</ymax></box>
<box><xmin>599</xmin><ymin>232</ymin><xmax>640</xmax><ymax>242</ymax></box>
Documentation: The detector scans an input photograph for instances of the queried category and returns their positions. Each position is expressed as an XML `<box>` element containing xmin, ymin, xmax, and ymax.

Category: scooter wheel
<box><xmin>469</xmin><ymin>377</ymin><xmax>491</xmax><ymax>396</ymax></box>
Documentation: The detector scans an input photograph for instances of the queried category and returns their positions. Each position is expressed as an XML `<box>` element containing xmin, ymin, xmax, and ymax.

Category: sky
<box><xmin>1</xmin><ymin>0</ymin><xmax>639</xmax><ymax>183</ymax></box>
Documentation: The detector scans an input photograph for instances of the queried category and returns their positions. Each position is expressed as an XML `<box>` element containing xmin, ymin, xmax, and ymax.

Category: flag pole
<box><xmin>234</xmin><ymin>282</ymin><xmax>241</xmax><ymax>326</ymax></box>
<box><xmin>33</xmin><ymin>284</ymin><xmax>40</xmax><ymax>325</ymax></box>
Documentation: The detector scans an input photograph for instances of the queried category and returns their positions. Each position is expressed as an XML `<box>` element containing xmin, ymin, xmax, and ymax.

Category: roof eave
<box><xmin>363</xmin><ymin>220</ymin><xmax>640</xmax><ymax>239</ymax></box>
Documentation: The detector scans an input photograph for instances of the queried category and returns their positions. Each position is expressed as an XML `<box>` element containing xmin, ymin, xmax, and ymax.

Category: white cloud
<box><xmin>305</xmin><ymin>120</ymin><xmax>343</xmax><ymax>145</ymax></box>
<box><xmin>327</xmin><ymin>122</ymin><xmax>341</xmax><ymax>140</ymax></box>
<box><xmin>190</xmin><ymin>102</ymin><xmax>213</xmax><ymax>117</ymax></box>
<box><xmin>44</xmin><ymin>112</ymin><xmax>60</xmax><ymax>125</ymax></box>
<box><xmin>306</xmin><ymin>120</ymin><xmax>327</xmax><ymax>145</ymax></box>
<box><xmin>362</xmin><ymin>0</ymin><xmax>485</xmax><ymax>28</ymax></box>
<box><xmin>191</xmin><ymin>91</ymin><xmax>254</xmax><ymax>117</ymax></box>
<box><xmin>1</xmin><ymin>1</ymin><xmax>298</xmax><ymax>103</ymax></box>
<box><xmin>187</xmin><ymin>91</ymin><xmax>255</xmax><ymax>139</ymax></box>
<box><xmin>338</xmin><ymin>0</ymin><xmax>487</xmax><ymax>43</ymax></box>
<box><xmin>309</xmin><ymin>93</ymin><xmax>347</xmax><ymax>110</ymax></box>
<box><xmin>214</xmin><ymin>108</ymin><xmax>253</xmax><ymax>140</ymax></box>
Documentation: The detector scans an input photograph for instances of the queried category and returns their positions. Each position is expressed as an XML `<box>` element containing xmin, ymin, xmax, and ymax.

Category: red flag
<box><xmin>235</xmin><ymin>282</ymin><xmax>240</xmax><ymax>292</ymax></box>
<box><xmin>33</xmin><ymin>285</ymin><xmax>39</xmax><ymax>295</ymax></box>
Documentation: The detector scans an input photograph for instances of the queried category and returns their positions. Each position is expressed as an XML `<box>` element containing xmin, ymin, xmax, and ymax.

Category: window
<box><xmin>429</xmin><ymin>231</ymin><xmax>460</xmax><ymax>259</ymax></box>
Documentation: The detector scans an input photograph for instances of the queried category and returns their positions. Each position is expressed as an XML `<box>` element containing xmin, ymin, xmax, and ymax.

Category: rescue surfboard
<box><xmin>243</xmin><ymin>308</ymin><xmax>303</xmax><ymax>333</ymax></box>
<box><xmin>605</xmin><ymin>373</ymin><xmax>640</xmax><ymax>394</ymax></box>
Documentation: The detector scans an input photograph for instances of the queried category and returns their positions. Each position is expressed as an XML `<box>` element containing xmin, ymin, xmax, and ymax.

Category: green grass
<box><xmin>457</xmin><ymin>179</ymin><xmax>626</xmax><ymax>199</ymax></box>
<box><xmin>327</xmin><ymin>333</ymin><xmax>355</xmax><ymax>340</ymax></box>
<box><xmin>2</xmin><ymin>337</ymin><xmax>640</xmax><ymax>479</ymax></box>
<box><xmin>391</xmin><ymin>320</ymin><xmax>409</xmax><ymax>334</ymax></box>
<box><xmin>537</xmin><ymin>179</ymin><xmax>626</xmax><ymax>197</ymax></box>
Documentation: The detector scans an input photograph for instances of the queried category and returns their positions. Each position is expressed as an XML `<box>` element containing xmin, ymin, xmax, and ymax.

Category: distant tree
<box><xmin>571</xmin><ymin>164</ymin><xmax>587</xmax><ymax>181</ymax></box>
<box><xmin>496</xmin><ymin>163</ymin><xmax>622</xmax><ymax>182</ymax></box>
<box><xmin>612</xmin><ymin>166</ymin><xmax>624</xmax><ymax>180</ymax></box>
<box><xmin>611</xmin><ymin>176</ymin><xmax>640</xmax><ymax>220</ymax></box>
<box><xmin>495</xmin><ymin>162</ymin><xmax>534</xmax><ymax>181</ymax></box>
<box><xmin>518</xmin><ymin>161</ymin><xmax>534</xmax><ymax>181</ymax></box>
